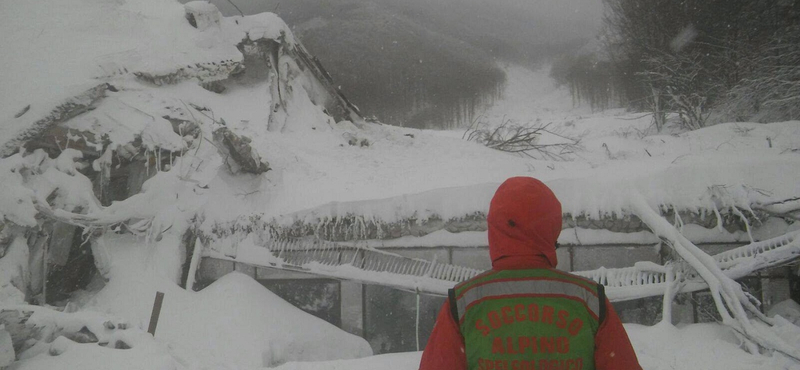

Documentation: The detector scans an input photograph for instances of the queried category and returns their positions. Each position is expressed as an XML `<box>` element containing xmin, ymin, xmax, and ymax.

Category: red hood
<box><xmin>488</xmin><ymin>177</ymin><xmax>562</xmax><ymax>268</ymax></box>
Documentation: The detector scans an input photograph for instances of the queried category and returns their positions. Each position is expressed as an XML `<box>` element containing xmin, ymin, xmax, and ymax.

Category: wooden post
<box><xmin>147</xmin><ymin>292</ymin><xmax>165</xmax><ymax>336</ymax></box>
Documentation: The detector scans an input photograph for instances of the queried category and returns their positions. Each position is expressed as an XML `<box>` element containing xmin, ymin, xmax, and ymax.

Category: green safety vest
<box><xmin>450</xmin><ymin>269</ymin><xmax>606</xmax><ymax>370</ymax></box>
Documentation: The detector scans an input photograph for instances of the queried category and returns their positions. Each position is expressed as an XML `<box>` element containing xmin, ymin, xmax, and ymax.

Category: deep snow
<box><xmin>1</xmin><ymin>0</ymin><xmax>799</xmax><ymax>369</ymax></box>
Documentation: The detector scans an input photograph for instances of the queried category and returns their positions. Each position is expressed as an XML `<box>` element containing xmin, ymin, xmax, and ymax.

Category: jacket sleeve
<box><xmin>419</xmin><ymin>299</ymin><xmax>467</xmax><ymax>370</ymax></box>
<box><xmin>594</xmin><ymin>298</ymin><xmax>643</xmax><ymax>370</ymax></box>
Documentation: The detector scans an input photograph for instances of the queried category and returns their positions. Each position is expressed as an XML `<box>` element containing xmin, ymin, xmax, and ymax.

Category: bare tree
<box><xmin>601</xmin><ymin>0</ymin><xmax>799</xmax><ymax>129</ymax></box>
<box><xmin>719</xmin><ymin>25</ymin><xmax>800</xmax><ymax>122</ymax></box>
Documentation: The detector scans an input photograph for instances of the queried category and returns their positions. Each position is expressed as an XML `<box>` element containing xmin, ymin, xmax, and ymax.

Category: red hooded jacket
<box><xmin>419</xmin><ymin>177</ymin><xmax>642</xmax><ymax>370</ymax></box>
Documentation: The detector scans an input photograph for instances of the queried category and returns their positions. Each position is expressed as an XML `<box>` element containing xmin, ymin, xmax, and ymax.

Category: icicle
<box><xmin>731</xmin><ymin>207</ymin><xmax>755</xmax><ymax>244</ymax></box>
<box><xmin>673</xmin><ymin>209</ymin><xmax>684</xmax><ymax>232</ymax></box>
<box><xmin>661</xmin><ymin>263</ymin><xmax>677</xmax><ymax>325</ymax></box>
<box><xmin>711</xmin><ymin>202</ymin><xmax>724</xmax><ymax>233</ymax></box>
<box><xmin>631</xmin><ymin>190</ymin><xmax>800</xmax><ymax>359</ymax></box>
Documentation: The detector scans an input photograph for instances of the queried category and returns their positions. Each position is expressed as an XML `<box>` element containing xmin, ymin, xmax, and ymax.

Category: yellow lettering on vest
<box><xmin>478</xmin><ymin>359</ymin><xmax>486</xmax><ymax>370</ymax></box>
<box><xmin>511</xmin><ymin>359</ymin><xmax>520</xmax><ymax>370</ymax></box>
<box><xmin>476</xmin><ymin>319</ymin><xmax>491</xmax><ymax>336</ymax></box>
<box><xmin>568</xmin><ymin>318</ymin><xmax>584</xmax><ymax>336</ymax></box>
<box><xmin>485</xmin><ymin>359</ymin><xmax>495</xmax><ymax>370</ymax></box>
<box><xmin>542</xmin><ymin>306</ymin><xmax>554</xmax><ymax>324</ymax></box>
<box><xmin>576</xmin><ymin>358</ymin><xmax>583</xmax><ymax>370</ymax></box>
<box><xmin>489</xmin><ymin>311</ymin><xmax>502</xmax><ymax>329</ymax></box>
<box><xmin>501</xmin><ymin>306</ymin><xmax>514</xmax><ymax>325</ymax></box>
<box><xmin>514</xmin><ymin>304</ymin><xmax>526</xmax><ymax>321</ymax></box>
<box><xmin>556</xmin><ymin>310</ymin><xmax>569</xmax><ymax>329</ymax></box>
<box><xmin>527</xmin><ymin>303</ymin><xmax>539</xmax><ymax>322</ymax></box>
<box><xmin>540</xmin><ymin>337</ymin><xmax>555</xmax><ymax>353</ymax></box>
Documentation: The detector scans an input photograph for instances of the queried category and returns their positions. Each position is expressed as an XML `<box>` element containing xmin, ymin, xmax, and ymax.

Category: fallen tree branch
<box><xmin>629</xmin><ymin>190</ymin><xmax>800</xmax><ymax>361</ymax></box>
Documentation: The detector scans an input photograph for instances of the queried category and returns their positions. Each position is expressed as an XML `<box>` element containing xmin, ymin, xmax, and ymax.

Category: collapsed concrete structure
<box><xmin>1</xmin><ymin>0</ymin><xmax>799</xmax><ymax>362</ymax></box>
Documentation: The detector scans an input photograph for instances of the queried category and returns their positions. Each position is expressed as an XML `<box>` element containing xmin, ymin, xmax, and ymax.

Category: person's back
<box><xmin>453</xmin><ymin>268</ymin><xmax>604</xmax><ymax>370</ymax></box>
<box><xmin>419</xmin><ymin>177</ymin><xmax>642</xmax><ymax>370</ymax></box>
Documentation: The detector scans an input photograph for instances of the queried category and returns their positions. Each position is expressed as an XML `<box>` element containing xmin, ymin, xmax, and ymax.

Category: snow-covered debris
<box><xmin>0</xmin><ymin>0</ymin><xmax>371</xmax><ymax>367</ymax></box>
<box><xmin>626</xmin><ymin>323</ymin><xmax>800</xmax><ymax>370</ymax></box>
<box><xmin>1</xmin><ymin>0</ymin><xmax>799</xmax><ymax>367</ymax></box>
<box><xmin>0</xmin><ymin>234</ymin><xmax>372</xmax><ymax>369</ymax></box>
<box><xmin>83</xmin><ymin>234</ymin><xmax>371</xmax><ymax>368</ymax></box>
<box><xmin>184</xmin><ymin>1</ymin><xmax>222</xmax><ymax>31</ymax></box>
<box><xmin>768</xmin><ymin>299</ymin><xmax>800</xmax><ymax>326</ymax></box>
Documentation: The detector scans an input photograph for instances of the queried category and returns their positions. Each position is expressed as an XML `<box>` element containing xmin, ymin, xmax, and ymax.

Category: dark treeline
<box><xmin>552</xmin><ymin>0</ymin><xmax>800</xmax><ymax>130</ymax></box>
<box><xmin>198</xmin><ymin>0</ymin><xmax>598</xmax><ymax>129</ymax></box>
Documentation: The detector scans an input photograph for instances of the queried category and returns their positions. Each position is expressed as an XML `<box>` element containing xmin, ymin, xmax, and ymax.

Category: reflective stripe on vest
<box><xmin>455</xmin><ymin>278</ymin><xmax>601</xmax><ymax>323</ymax></box>
<box><xmin>455</xmin><ymin>269</ymin><xmax>600</xmax><ymax>370</ymax></box>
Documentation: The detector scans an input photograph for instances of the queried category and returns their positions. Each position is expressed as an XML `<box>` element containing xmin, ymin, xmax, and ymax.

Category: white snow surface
<box><xmin>271</xmin><ymin>323</ymin><xmax>800</xmax><ymax>370</ymax></box>
<box><xmin>2</xmin><ymin>0</ymin><xmax>800</xmax><ymax>369</ymax></box>
<box><xmin>2</xmin><ymin>232</ymin><xmax>363</xmax><ymax>369</ymax></box>
<box><xmin>0</xmin><ymin>0</ymin><xmax>291</xmax><ymax>150</ymax></box>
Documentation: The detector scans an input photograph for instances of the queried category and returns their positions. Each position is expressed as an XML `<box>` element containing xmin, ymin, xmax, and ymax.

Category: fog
<box><xmin>190</xmin><ymin>0</ymin><xmax>603</xmax><ymax>128</ymax></box>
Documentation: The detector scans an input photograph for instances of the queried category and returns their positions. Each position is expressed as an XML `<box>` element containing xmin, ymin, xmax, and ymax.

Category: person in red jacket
<box><xmin>419</xmin><ymin>177</ymin><xmax>642</xmax><ymax>370</ymax></box>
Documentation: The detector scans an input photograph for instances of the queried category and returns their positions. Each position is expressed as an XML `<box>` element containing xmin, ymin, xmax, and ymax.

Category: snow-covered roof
<box><xmin>0</xmin><ymin>0</ymin><xmax>293</xmax><ymax>153</ymax></box>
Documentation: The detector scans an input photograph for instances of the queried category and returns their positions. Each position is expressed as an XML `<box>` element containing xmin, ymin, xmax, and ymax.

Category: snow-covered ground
<box><xmin>272</xmin><ymin>321</ymin><xmax>800</xmax><ymax>370</ymax></box>
<box><xmin>1</xmin><ymin>0</ymin><xmax>800</xmax><ymax>369</ymax></box>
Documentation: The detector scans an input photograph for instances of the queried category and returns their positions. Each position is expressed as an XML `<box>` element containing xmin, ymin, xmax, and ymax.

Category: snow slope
<box><xmin>0</xmin><ymin>0</ymin><xmax>290</xmax><ymax>148</ymax></box>
<box><xmin>74</xmin><ymin>234</ymin><xmax>371</xmax><ymax>369</ymax></box>
<box><xmin>273</xmin><ymin>323</ymin><xmax>800</xmax><ymax>370</ymax></box>
<box><xmin>2</xmin><ymin>0</ymin><xmax>800</xmax><ymax>369</ymax></box>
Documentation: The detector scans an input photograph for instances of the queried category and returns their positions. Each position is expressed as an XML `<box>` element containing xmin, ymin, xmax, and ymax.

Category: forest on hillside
<box><xmin>198</xmin><ymin>0</ymin><xmax>594</xmax><ymax>129</ymax></box>
<box><xmin>551</xmin><ymin>0</ymin><xmax>800</xmax><ymax>130</ymax></box>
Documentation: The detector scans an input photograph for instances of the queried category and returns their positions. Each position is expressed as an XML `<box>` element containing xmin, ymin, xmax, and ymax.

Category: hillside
<box><xmin>195</xmin><ymin>0</ymin><xmax>595</xmax><ymax>128</ymax></box>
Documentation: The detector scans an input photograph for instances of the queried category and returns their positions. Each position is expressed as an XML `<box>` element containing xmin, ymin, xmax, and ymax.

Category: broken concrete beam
<box><xmin>1</xmin><ymin>84</ymin><xmax>110</xmax><ymax>157</ymax></box>
<box><xmin>212</xmin><ymin>127</ymin><xmax>270</xmax><ymax>174</ymax></box>
<box><xmin>0</xmin><ymin>310</ymin><xmax>36</xmax><ymax>355</ymax></box>
<box><xmin>133</xmin><ymin>59</ymin><xmax>240</xmax><ymax>86</ymax></box>
<box><xmin>48</xmin><ymin>222</ymin><xmax>78</xmax><ymax>267</ymax></box>
<box><xmin>0</xmin><ymin>324</ymin><xmax>13</xmax><ymax>367</ymax></box>
<box><xmin>184</xmin><ymin>1</ymin><xmax>222</xmax><ymax>31</ymax></box>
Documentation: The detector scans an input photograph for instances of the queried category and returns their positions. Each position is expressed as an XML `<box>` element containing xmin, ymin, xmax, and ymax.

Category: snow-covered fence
<box><xmin>203</xmin><ymin>236</ymin><xmax>484</xmax><ymax>295</ymax></box>
<box><xmin>571</xmin><ymin>230</ymin><xmax>800</xmax><ymax>302</ymax></box>
<box><xmin>271</xmin><ymin>237</ymin><xmax>482</xmax><ymax>283</ymax></box>
<box><xmin>714</xmin><ymin>230</ymin><xmax>800</xmax><ymax>275</ymax></box>
<box><xmin>202</xmin><ymin>228</ymin><xmax>800</xmax><ymax>301</ymax></box>
<box><xmin>574</xmin><ymin>262</ymin><xmax>667</xmax><ymax>288</ymax></box>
